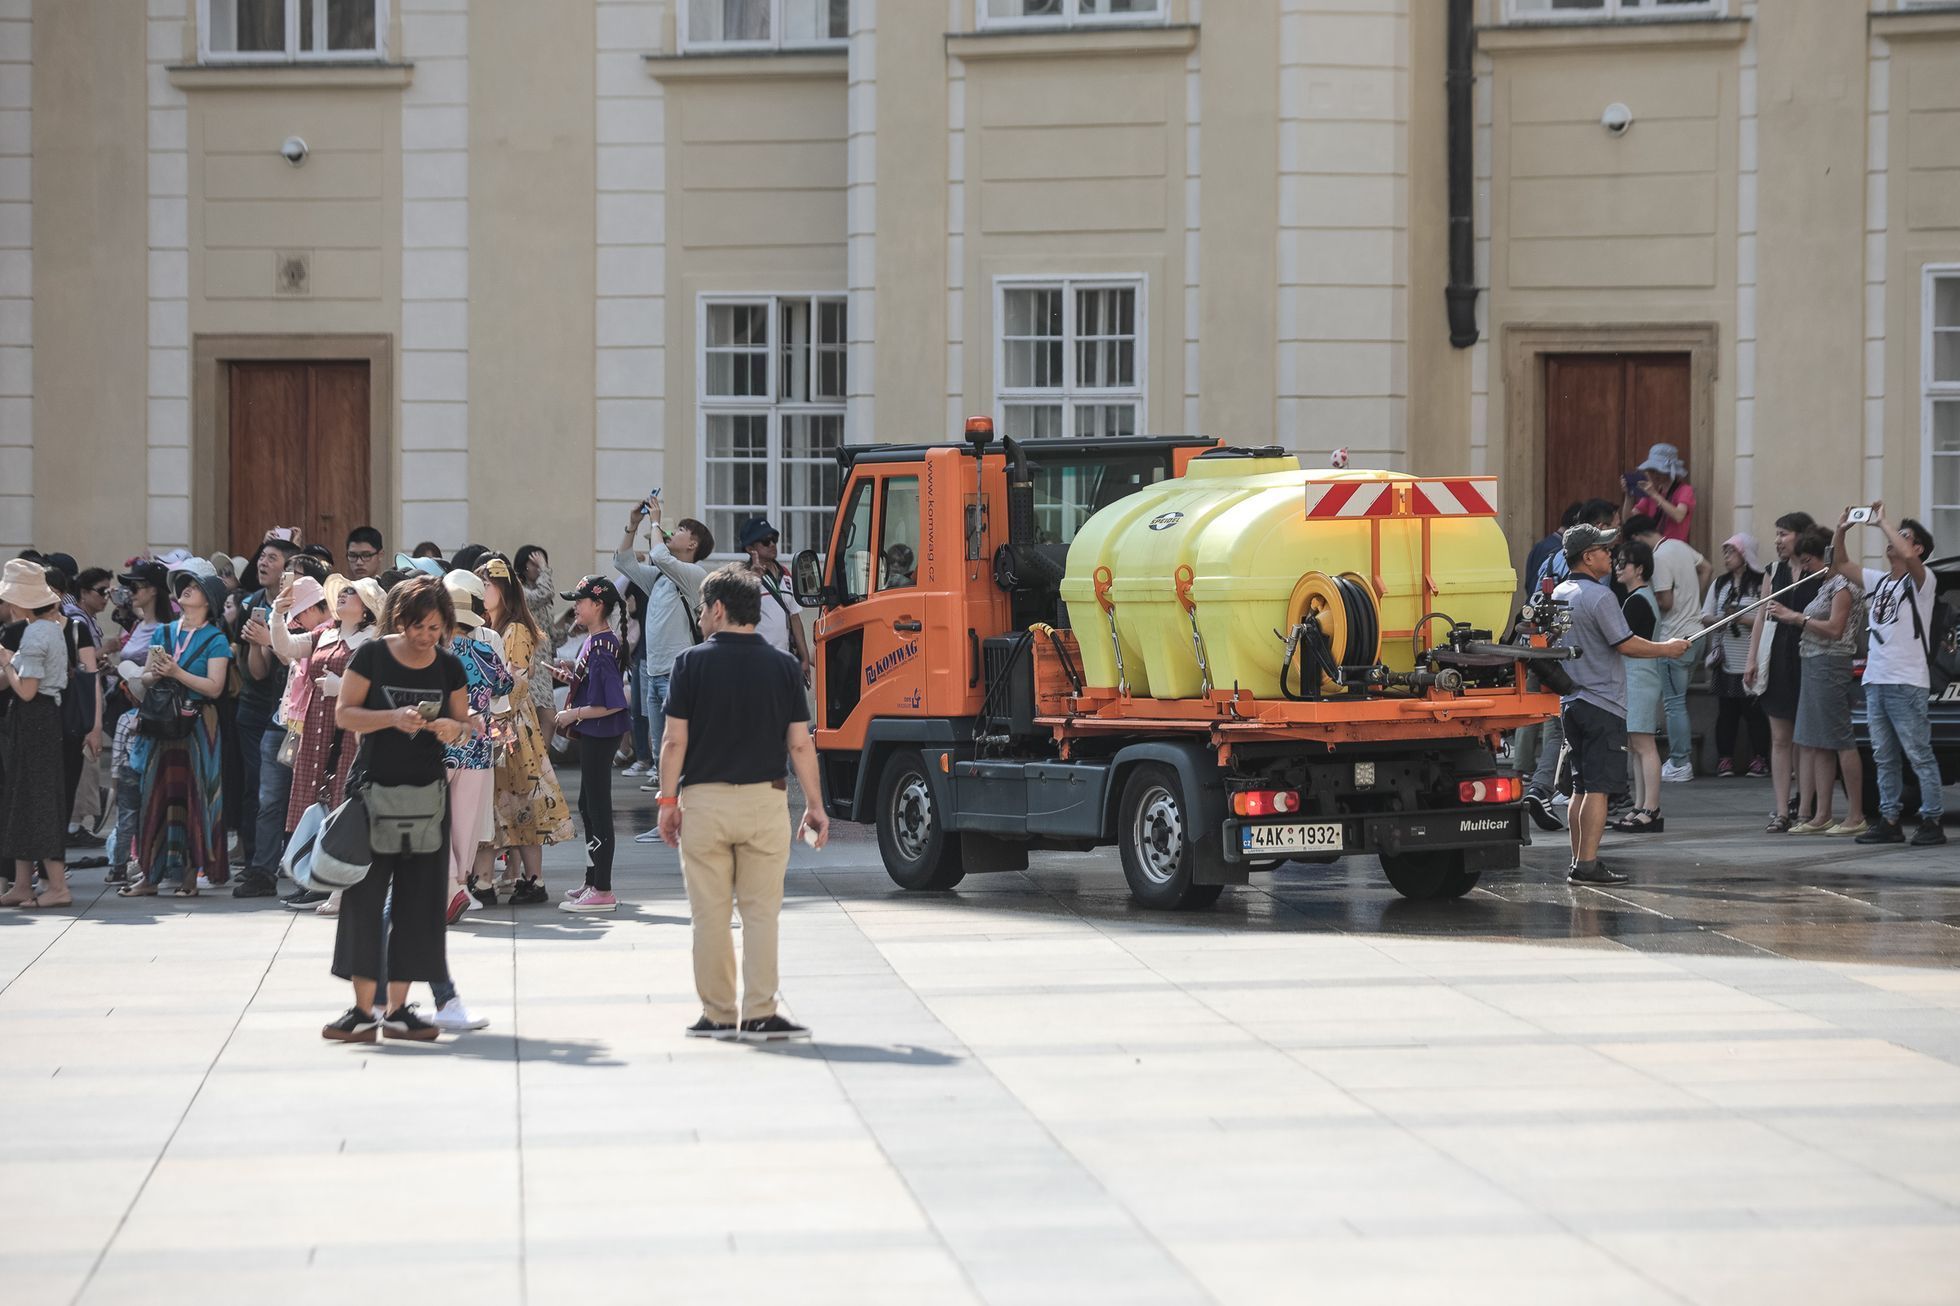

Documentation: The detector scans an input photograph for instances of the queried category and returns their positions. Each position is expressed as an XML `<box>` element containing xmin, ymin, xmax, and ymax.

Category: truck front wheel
<box><xmin>1117</xmin><ymin>764</ymin><xmax>1226</xmax><ymax>911</ymax></box>
<box><xmin>1379</xmin><ymin>850</ymin><xmax>1481</xmax><ymax>900</ymax></box>
<box><xmin>876</xmin><ymin>750</ymin><xmax>965</xmax><ymax>891</ymax></box>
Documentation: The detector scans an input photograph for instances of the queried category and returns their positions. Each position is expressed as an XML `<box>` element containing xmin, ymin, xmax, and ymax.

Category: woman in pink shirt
<box><xmin>1629</xmin><ymin>442</ymin><xmax>1694</xmax><ymax>543</ymax></box>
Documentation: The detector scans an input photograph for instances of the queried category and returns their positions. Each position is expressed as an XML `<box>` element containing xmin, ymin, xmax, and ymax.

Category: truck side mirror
<box><xmin>791</xmin><ymin>548</ymin><xmax>827</xmax><ymax>608</ymax></box>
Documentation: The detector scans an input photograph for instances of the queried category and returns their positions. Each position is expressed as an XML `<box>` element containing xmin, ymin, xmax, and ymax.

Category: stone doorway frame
<box><xmin>191</xmin><ymin>334</ymin><xmax>394</xmax><ymax>557</ymax></box>
<box><xmin>1500</xmin><ymin>322</ymin><xmax>1719</xmax><ymax>559</ymax></box>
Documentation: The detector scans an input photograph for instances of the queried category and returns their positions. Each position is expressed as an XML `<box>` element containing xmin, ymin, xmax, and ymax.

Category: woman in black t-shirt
<box><xmin>322</xmin><ymin>576</ymin><xmax>470</xmax><ymax>1044</ymax></box>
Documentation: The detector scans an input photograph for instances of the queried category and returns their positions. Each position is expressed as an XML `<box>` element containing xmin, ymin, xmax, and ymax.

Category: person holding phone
<box><xmin>556</xmin><ymin>576</ymin><xmax>630</xmax><ymax>912</ymax></box>
<box><xmin>613</xmin><ymin>492</ymin><xmax>712</xmax><ymax>819</ymax></box>
<box><xmin>1830</xmin><ymin>503</ymin><xmax>1944</xmax><ymax>846</ymax></box>
<box><xmin>124</xmin><ymin>574</ymin><xmax>233</xmax><ymax>897</ymax></box>
<box><xmin>1626</xmin><ymin>443</ymin><xmax>1695</xmax><ymax>544</ymax></box>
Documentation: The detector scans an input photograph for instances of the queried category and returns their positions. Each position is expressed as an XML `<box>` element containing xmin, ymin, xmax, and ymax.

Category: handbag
<box><xmin>286</xmin><ymin>726</ymin><xmax>360</xmax><ymax>891</ymax></box>
<box><xmin>276</xmin><ymin>724</ymin><xmax>301</xmax><ymax>768</ymax></box>
<box><xmin>136</xmin><ymin>625</ymin><xmax>220</xmax><ymax>739</ymax></box>
<box><xmin>307</xmin><ymin>788</ymin><xmax>375</xmax><ymax>891</ymax></box>
<box><xmin>366</xmin><ymin>780</ymin><xmax>447</xmax><ymax>856</ymax></box>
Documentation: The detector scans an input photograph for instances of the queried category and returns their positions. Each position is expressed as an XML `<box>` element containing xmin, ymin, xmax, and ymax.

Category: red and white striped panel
<box><xmin>1303</xmin><ymin>481</ymin><xmax>1394</xmax><ymax>519</ymax></box>
<box><xmin>1407</xmin><ymin>478</ymin><xmax>1497</xmax><ymax>518</ymax></box>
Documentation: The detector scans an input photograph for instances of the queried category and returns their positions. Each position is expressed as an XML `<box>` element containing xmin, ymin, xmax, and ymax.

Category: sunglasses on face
<box><xmin>89</xmin><ymin>586</ymin><xmax>111</xmax><ymax>597</ymax></box>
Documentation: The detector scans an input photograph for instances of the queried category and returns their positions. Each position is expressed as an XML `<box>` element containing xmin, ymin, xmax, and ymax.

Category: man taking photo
<box><xmin>1834</xmin><ymin>504</ymin><xmax>1945</xmax><ymax>847</ymax></box>
<box><xmin>1552</xmin><ymin>523</ymin><xmax>1693</xmax><ymax>885</ymax></box>
<box><xmin>657</xmin><ymin>567</ymin><xmax>828</xmax><ymax>1042</ymax></box>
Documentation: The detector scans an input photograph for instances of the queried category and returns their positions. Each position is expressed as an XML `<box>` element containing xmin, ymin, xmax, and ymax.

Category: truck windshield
<box><xmin>1030</xmin><ymin>454</ymin><xmax>1169</xmax><ymax>546</ymax></box>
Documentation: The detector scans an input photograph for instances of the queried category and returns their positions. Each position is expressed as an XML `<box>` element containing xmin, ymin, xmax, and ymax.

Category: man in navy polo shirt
<box><xmin>657</xmin><ymin>566</ymin><xmax>828</xmax><ymax>1043</ymax></box>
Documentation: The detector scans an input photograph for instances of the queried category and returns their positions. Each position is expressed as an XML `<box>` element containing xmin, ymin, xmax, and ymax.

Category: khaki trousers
<box><xmin>677</xmin><ymin>782</ymin><xmax>792</xmax><ymax>1024</ymax></box>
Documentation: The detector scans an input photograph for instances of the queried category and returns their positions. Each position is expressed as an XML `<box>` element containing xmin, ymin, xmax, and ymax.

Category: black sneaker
<box><xmin>1855</xmin><ymin>819</ymin><xmax>1905</xmax><ymax>845</ymax></box>
<box><xmin>322</xmin><ymin>1007</ymin><xmax>379</xmax><ymax>1043</ymax></box>
<box><xmin>1911</xmin><ymin>820</ymin><xmax>1948</xmax><ymax>847</ymax></box>
<box><xmin>1568</xmin><ymin>861</ymin><xmax>1630</xmax><ymax>886</ymax></box>
<box><xmin>67</xmin><ymin>828</ymin><xmax>106</xmax><ymax>848</ymax></box>
<box><xmin>381</xmin><ymin>1005</ymin><xmax>442</xmax><ymax>1042</ymax></box>
<box><xmin>231</xmin><ymin>872</ymin><xmax>278</xmax><ymax>899</ymax></box>
<box><xmin>468</xmin><ymin>877</ymin><xmax>498</xmax><ymax>908</ymax></box>
<box><xmin>685</xmin><ymin>1017</ymin><xmax>738</xmax><ymax>1040</ymax></box>
<box><xmin>282</xmin><ymin>888</ymin><xmax>330</xmax><ymax>909</ymax></box>
<box><xmin>1525</xmin><ymin>790</ymin><xmax>1565</xmax><ymax>832</ymax></box>
<box><xmin>738</xmin><ymin>1014</ymin><xmax>811</xmax><ymax>1043</ymax></box>
<box><xmin>508</xmin><ymin>880</ymin><xmax>549</xmax><ymax>906</ymax></box>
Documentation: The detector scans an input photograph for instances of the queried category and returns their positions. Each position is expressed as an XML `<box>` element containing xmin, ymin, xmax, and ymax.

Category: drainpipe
<box><xmin>1445</xmin><ymin>0</ymin><xmax>1479</xmax><ymax>349</ymax></box>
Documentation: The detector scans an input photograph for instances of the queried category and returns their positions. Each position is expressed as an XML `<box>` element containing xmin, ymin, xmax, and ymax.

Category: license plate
<box><xmin>1240</xmin><ymin>822</ymin><xmax>1343</xmax><ymax>855</ymax></box>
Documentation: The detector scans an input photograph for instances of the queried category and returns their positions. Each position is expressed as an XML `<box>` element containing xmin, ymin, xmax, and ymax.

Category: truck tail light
<box><xmin>1232</xmin><ymin>790</ymin><xmax>1301</xmax><ymax>817</ymax></box>
<box><xmin>1458</xmin><ymin>776</ymin><xmax>1521</xmax><ymax>805</ymax></box>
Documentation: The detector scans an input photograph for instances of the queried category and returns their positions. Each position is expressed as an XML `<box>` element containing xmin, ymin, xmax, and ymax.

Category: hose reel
<box><xmin>1279</xmin><ymin>571</ymin><xmax>1381</xmax><ymax>699</ymax></box>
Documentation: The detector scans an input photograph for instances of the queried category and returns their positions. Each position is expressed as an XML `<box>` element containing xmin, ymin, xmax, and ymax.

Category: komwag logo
<box><xmin>866</xmin><ymin>641</ymin><xmax>920</xmax><ymax>687</ymax></box>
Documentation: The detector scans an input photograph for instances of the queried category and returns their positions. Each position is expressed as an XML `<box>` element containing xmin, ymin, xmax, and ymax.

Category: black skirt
<box><xmin>0</xmin><ymin>695</ymin><xmax>66</xmax><ymax>862</ymax></box>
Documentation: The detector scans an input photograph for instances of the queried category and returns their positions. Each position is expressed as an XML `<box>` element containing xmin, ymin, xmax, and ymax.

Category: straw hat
<box><xmin>0</xmin><ymin>558</ymin><xmax>59</xmax><ymax>611</ymax></box>
<box><xmin>443</xmin><ymin>569</ymin><xmax>486</xmax><ymax>629</ymax></box>
<box><xmin>325</xmin><ymin>574</ymin><xmax>387</xmax><ymax>625</ymax></box>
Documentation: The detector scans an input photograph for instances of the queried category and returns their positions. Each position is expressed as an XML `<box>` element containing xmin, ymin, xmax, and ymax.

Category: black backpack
<box><xmin>60</xmin><ymin>617</ymin><xmax>94</xmax><ymax>739</ymax></box>
<box><xmin>1925</xmin><ymin>587</ymin><xmax>1960</xmax><ymax>697</ymax></box>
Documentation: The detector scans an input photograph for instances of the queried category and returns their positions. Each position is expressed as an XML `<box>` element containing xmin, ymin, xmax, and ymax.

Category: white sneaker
<box><xmin>633</xmin><ymin>828</ymin><xmax>663</xmax><ymax>844</ymax></box>
<box><xmin>639</xmin><ymin>780</ymin><xmax>660</xmax><ymax>792</ymax></box>
<box><xmin>432</xmin><ymin>998</ymin><xmax>489</xmax><ymax>1032</ymax></box>
<box><xmin>623</xmin><ymin>761</ymin><xmax>649</xmax><ymax>777</ymax></box>
<box><xmin>1661</xmin><ymin>760</ymin><xmax>1694</xmax><ymax>783</ymax></box>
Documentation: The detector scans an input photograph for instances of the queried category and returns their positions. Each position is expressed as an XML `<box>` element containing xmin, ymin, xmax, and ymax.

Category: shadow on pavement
<box><xmin>744</xmin><ymin>1041</ymin><xmax>963</xmax><ymax>1067</ymax></box>
<box><xmin>362</xmin><ymin>1033</ymin><xmax>626</xmax><ymax>1067</ymax></box>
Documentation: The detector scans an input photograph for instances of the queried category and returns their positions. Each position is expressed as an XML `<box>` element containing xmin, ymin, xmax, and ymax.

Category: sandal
<box><xmin>1765</xmin><ymin>814</ymin><xmax>1792</xmax><ymax>833</ymax></box>
<box><xmin>1611</xmin><ymin>808</ymin><xmax>1665</xmax><ymax>833</ymax></box>
<box><xmin>172</xmin><ymin>882</ymin><xmax>199</xmax><ymax>897</ymax></box>
<box><xmin>117</xmin><ymin>881</ymin><xmax>158</xmax><ymax>897</ymax></box>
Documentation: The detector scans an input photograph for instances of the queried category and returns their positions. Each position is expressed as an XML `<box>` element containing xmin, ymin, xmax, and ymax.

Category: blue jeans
<box><xmin>643</xmin><ymin>669</ymin><xmax>671</xmax><ymax>782</ymax></box>
<box><xmin>1529</xmin><ymin>712</ymin><xmax>1565</xmax><ymax>797</ymax></box>
<box><xmin>110</xmin><ymin>763</ymin><xmax>142</xmax><ymax>869</ymax></box>
<box><xmin>251</xmin><ymin>728</ymin><xmax>294</xmax><ymax>879</ymax></box>
<box><xmin>1866</xmin><ymin>682</ymin><xmax>1944</xmax><ymax>822</ymax></box>
<box><xmin>1659</xmin><ymin>648</ymin><xmax>1696</xmax><ymax>768</ymax></box>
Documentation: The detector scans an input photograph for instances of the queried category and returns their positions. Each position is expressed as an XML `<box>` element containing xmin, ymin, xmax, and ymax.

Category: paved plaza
<box><xmin>5</xmin><ymin>776</ymin><xmax>1959</xmax><ymax>1306</ymax></box>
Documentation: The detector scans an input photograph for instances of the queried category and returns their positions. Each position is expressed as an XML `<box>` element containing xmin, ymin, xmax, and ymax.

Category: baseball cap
<box><xmin>738</xmin><ymin>516</ymin><xmax>780</xmax><ymax>551</ymax></box>
<box><xmin>117</xmin><ymin>560</ymin><xmax>170</xmax><ymax>593</ymax></box>
<box><xmin>1562</xmin><ymin>523</ymin><xmax>1620</xmax><ymax>563</ymax></box>
<box><xmin>561</xmin><ymin>574</ymin><xmax>621</xmax><ymax>610</ymax></box>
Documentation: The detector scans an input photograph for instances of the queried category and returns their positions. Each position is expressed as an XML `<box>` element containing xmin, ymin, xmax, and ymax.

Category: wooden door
<box><xmin>228</xmin><ymin>361</ymin><xmax>370</xmax><ymax>556</ymax></box>
<box><xmin>1542</xmin><ymin>352</ymin><xmax>1690</xmax><ymax>535</ymax></box>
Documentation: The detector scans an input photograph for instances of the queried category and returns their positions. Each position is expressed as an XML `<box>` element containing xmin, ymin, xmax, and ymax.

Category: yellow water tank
<box><xmin>1058</xmin><ymin>454</ymin><xmax>1519</xmax><ymax>699</ymax></box>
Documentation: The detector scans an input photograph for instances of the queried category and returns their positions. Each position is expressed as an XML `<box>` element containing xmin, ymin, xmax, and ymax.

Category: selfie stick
<box><xmin>1684</xmin><ymin>570</ymin><xmax>1826</xmax><ymax>644</ymax></box>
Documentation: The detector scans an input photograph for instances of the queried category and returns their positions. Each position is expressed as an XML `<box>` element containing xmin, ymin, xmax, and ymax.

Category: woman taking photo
<box><xmin>1612</xmin><ymin>542</ymin><xmax>1667</xmax><ymax>834</ymax></box>
<box><xmin>1745</xmin><ymin>511</ymin><xmax>1819</xmax><ymax>831</ymax></box>
<box><xmin>125</xmin><ymin>573</ymin><xmax>232</xmax><ymax>896</ymax></box>
<box><xmin>554</xmin><ymin>575</ymin><xmax>628</xmax><ymax>913</ymax></box>
<box><xmin>0</xmin><ymin>561</ymin><xmax>75</xmax><ymax>908</ymax></box>
<box><xmin>1768</xmin><ymin>526</ymin><xmax>1868</xmax><ymax>837</ymax></box>
<box><xmin>323</xmin><ymin>575</ymin><xmax>470</xmax><ymax>1044</ymax></box>
<box><xmin>1628</xmin><ymin>442</ymin><xmax>1695</xmax><ymax>544</ymax></box>
<box><xmin>1702</xmin><ymin>533</ymin><xmax>1771</xmax><ymax>778</ymax></box>
<box><xmin>475</xmin><ymin>556</ymin><xmax>572</xmax><ymax>906</ymax></box>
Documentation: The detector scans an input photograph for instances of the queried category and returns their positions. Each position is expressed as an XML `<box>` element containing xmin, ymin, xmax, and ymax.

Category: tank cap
<box><xmin>1194</xmin><ymin>444</ymin><xmax>1289</xmax><ymax>460</ymax></box>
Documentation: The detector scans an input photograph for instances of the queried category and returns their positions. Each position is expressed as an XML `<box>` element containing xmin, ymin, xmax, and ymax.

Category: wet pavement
<box><xmin>3</xmin><ymin>770</ymin><xmax>1956</xmax><ymax>1305</ymax></box>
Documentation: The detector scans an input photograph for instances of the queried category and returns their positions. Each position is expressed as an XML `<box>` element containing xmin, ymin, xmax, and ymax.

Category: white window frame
<box><xmin>198</xmin><ymin>0</ymin><xmax>389</xmax><ymax>63</ymax></box>
<box><xmin>976</xmin><ymin>0</ymin><xmax>1170</xmax><ymax>32</ymax></box>
<box><xmin>696</xmin><ymin>293</ymin><xmax>849</xmax><ymax>560</ymax></box>
<box><xmin>679</xmin><ymin>0</ymin><xmax>850</xmax><ymax>53</ymax></box>
<box><xmin>1503</xmin><ymin>0</ymin><xmax>1723</xmax><ymax>24</ymax></box>
<box><xmin>993</xmin><ymin>275</ymin><xmax>1147</xmax><ymax>442</ymax></box>
<box><xmin>1923</xmin><ymin>264</ymin><xmax>1960</xmax><ymax>549</ymax></box>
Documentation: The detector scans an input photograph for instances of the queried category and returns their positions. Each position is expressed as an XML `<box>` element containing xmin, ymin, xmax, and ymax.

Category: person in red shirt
<box><xmin>1627</xmin><ymin>442</ymin><xmax>1695</xmax><ymax>544</ymax></box>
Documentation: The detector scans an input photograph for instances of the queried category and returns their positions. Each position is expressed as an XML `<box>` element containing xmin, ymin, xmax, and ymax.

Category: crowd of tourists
<box><xmin>0</xmin><ymin>497</ymin><xmax>826</xmax><ymax>1045</ymax></box>
<box><xmin>1521</xmin><ymin>443</ymin><xmax>1950</xmax><ymax>885</ymax></box>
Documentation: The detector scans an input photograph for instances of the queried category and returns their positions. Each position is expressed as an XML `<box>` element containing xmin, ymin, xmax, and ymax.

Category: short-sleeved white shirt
<box><xmin>1861</xmin><ymin>567</ymin><xmax>1937</xmax><ymax>689</ymax></box>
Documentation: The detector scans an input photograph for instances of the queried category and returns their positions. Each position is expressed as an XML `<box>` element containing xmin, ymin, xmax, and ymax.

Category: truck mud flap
<box><xmin>1222</xmin><ymin>806</ymin><xmax>1526</xmax><ymax>864</ymax></box>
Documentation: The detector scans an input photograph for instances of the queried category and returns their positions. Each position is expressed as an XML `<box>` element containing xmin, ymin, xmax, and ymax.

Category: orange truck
<box><xmin>787</xmin><ymin>420</ymin><xmax>1571</xmax><ymax>909</ymax></box>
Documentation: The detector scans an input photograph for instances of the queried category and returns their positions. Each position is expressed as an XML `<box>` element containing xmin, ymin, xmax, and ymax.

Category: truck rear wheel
<box><xmin>1380</xmin><ymin>850</ymin><xmax>1481</xmax><ymax>901</ymax></box>
<box><xmin>876</xmin><ymin>750</ymin><xmax>965</xmax><ymax>891</ymax></box>
<box><xmin>1117</xmin><ymin>764</ymin><xmax>1225</xmax><ymax>910</ymax></box>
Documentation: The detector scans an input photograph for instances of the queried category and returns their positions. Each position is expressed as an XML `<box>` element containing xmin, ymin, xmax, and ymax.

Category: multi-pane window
<box><xmin>700</xmin><ymin>296</ymin><xmax>848</xmax><ymax>557</ymax></box>
<box><xmin>980</xmin><ymin>0</ymin><xmax>1167</xmax><ymax>27</ymax></box>
<box><xmin>1927</xmin><ymin>269</ymin><xmax>1960</xmax><ymax>551</ymax></box>
<box><xmin>682</xmin><ymin>0</ymin><xmax>849</xmax><ymax>51</ymax></box>
<box><xmin>996</xmin><ymin>278</ymin><xmax>1145</xmax><ymax>441</ymax></box>
<box><xmin>201</xmin><ymin>0</ymin><xmax>384</xmax><ymax>61</ymax></box>
<box><xmin>1506</xmin><ymin>0</ymin><xmax>1720</xmax><ymax>20</ymax></box>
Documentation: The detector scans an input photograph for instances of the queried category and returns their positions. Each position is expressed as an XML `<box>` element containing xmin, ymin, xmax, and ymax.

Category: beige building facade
<box><xmin>8</xmin><ymin>0</ymin><xmax>1960</xmax><ymax>576</ymax></box>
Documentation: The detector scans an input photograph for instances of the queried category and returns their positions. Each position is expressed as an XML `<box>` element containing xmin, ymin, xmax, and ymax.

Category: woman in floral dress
<box><xmin>475</xmin><ymin>555</ymin><xmax>572</xmax><ymax>906</ymax></box>
<box><xmin>440</xmin><ymin>570</ymin><xmax>513</xmax><ymax>922</ymax></box>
